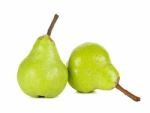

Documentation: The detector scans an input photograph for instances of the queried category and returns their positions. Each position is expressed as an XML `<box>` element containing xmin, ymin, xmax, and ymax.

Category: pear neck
<box><xmin>29</xmin><ymin>36</ymin><xmax>60</xmax><ymax>61</ymax></box>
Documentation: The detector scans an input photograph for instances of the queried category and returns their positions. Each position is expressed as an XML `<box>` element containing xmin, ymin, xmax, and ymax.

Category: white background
<box><xmin>0</xmin><ymin>0</ymin><xmax>149</xmax><ymax>113</ymax></box>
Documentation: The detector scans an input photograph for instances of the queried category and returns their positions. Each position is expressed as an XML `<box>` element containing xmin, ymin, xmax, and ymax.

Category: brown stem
<box><xmin>47</xmin><ymin>14</ymin><xmax>59</xmax><ymax>36</ymax></box>
<box><xmin>116</xmin><ymin>83</ymin><xmax>140</xmax><ymax>102</ymax></box>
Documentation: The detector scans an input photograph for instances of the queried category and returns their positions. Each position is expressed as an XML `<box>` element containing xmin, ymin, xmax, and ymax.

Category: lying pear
<box><xmin>68</xmin><ymin>42</ymin><xmax>140</xmax><ymax>101</ymax></box>
<box><xmin>17</xmin><ymin>14</ymin><xmax>68</xmax><ymax>98</ymax></box>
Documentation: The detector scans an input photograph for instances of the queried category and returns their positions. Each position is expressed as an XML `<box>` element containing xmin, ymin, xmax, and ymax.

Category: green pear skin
<box><xmin>68</xmin><ymin>42</ymin><xmax>140</xmax><ymax>101</ymax></box>
<box><xmin>68</xmin><ymin>42</ymin><xmax>119</xmax><ymax>92</ymax></box>
<box><xmin>17</xmin><ymin>14</ymin><xmax>68</xmax><ymax>98</ymax></box>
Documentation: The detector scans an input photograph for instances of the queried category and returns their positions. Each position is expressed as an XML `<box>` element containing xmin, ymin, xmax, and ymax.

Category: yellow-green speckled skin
<box><xmin>17</xmin><ymin>35</ymin><xmax>68</xmax><ymax>98</ymax></box>
<box><xmin>68</xmin><ymin>43</ymin><xmax>119</xmax><ymax>93</ymax></box>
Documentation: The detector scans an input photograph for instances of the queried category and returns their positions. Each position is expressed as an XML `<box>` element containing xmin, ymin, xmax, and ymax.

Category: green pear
<box><xmin>68</xmin><ymin>42</ymin><xmax>140</xmax><ymax>101</ymax></box>
<box><xmin>17</xmin><ymin>14</ymin><xmax>68</xmax><ymax>98</ymax></box>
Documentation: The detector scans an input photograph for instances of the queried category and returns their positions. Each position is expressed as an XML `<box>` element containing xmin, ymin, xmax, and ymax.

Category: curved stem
<box><xmin>47</xmin><ymin>14</ymin><xmax>59</xmax><ymax>36</ymax></box>
<box><xmin>116</xmin><ymin>83</ymin><xmax>140</xmax><ymax>102</ymax></box>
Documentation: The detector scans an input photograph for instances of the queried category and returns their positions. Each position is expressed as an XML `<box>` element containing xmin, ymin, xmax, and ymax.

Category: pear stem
<box><xmin>47</xmin><ymin>14</ymin><xmax>59</xmax><ymax>36</ymax></box>
<box><xmin>116</xmin><ymin>83</ymin><xmax>140</xmax><ymax>102</ymax></box>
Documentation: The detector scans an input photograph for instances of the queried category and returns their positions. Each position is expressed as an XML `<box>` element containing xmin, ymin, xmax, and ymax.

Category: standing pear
<box><xmin>17</xmin><ymin>14</ymin><xmax>68</xmax><ymax>98</ymax></box>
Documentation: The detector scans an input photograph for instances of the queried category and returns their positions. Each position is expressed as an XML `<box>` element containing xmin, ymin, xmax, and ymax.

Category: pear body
<box><xmin>17</xmin><ymin>35</ymin><xmax>68</xmax><ymax>98</ymax></box>
<box><xmin>68</xmin><ymin>43</ymin><xmax>119</xmax><ymax>93</ymax></box>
